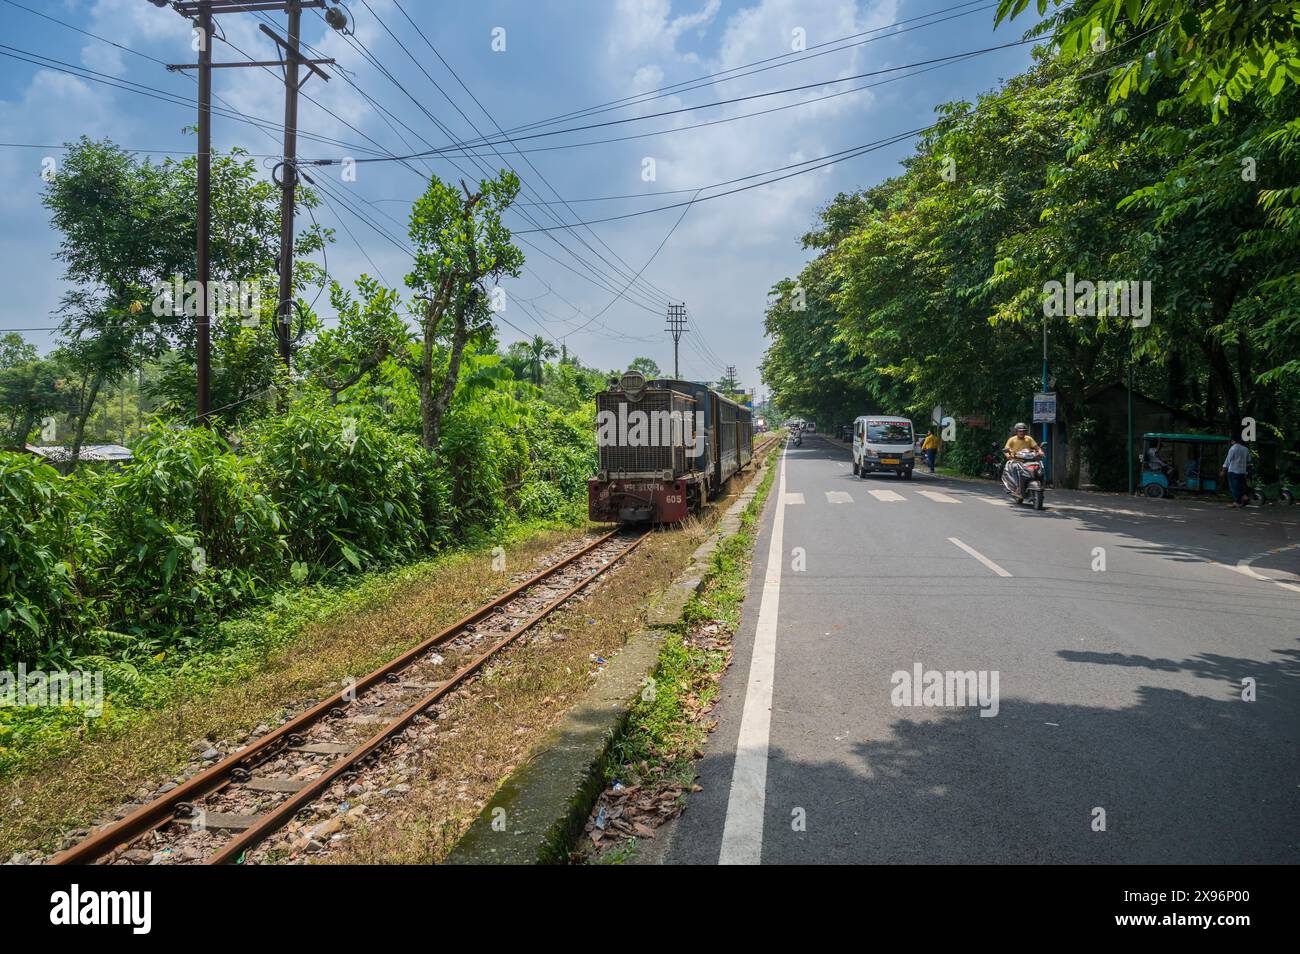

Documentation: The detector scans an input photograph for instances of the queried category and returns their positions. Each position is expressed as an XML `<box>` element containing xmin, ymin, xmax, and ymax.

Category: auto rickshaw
<box><xmin>1139</xmin><ymin>432</ymin><xmax>1229</xmax><ymax>498</ymax></box>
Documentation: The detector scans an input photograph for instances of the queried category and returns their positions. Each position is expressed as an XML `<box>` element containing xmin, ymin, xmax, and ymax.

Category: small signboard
<box><xmin>1032</xmin><ymin>392</ymin><xmax>1057</xmax><ymax>423</ymax></box>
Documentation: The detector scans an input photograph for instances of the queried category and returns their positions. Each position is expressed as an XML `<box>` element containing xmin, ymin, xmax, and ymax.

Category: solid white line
<box><xmin>1229</xmin><ymin>542</ymin><xmax>1300</xmax><ymax>594</ymax></box>
<box><xmin>948</xmin><ymin>537</ymin><xmax>1013</xmax><ymax>577</ymax></box>
<box><xmin>719</xmin><ymin>448</ymin><xmax>787</xmax><ymax>864</ymax></box>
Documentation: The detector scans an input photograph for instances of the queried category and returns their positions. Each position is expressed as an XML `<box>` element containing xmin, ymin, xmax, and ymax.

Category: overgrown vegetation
<box><xmin>0</xmin><ymin>146</ymin><xmax>676</xmax><ymax>779</ymax></box>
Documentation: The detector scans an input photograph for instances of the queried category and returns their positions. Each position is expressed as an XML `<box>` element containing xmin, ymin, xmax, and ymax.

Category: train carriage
<box><xmin>588</xmin><ymin>371</ymin><xmax>754</xmax><ymax>524</ymax></box>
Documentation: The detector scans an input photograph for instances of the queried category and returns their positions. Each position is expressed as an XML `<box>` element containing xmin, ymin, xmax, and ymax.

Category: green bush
<box><xmin>0</xmin><ymin>452</ymin><xmax>80</xmax><ymax>666</ymax></box>
<box><xmin>250</xmin><ymin>400</ymin><xmax>430</xmax><ymax>575</ymax></box>
<box><xmin>942</xmin><ymin>425</ymin><xmax>995</xmax><ymax>476</ymax></box>
<box><xmin>87</xmin><ymin>423</ymin><xmax>284</xmax><ymax>655</ymax></box>
<box><xmin>515</xmin><ymin>404</ymin><xmax>596</xmax><ymax>522</ymax></box>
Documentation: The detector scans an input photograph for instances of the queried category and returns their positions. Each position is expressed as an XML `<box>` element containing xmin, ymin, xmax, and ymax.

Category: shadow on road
<box><xmin>746</xmin><ymin>640</ymin><xmax>1300</xmax><ymax>863</ymax></box>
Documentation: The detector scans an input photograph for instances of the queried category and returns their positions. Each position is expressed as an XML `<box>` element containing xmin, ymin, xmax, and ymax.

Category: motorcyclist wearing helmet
<box><xmin>1003</xmin><ymin>423</ymin><xmax>1042</xmax><ymax>459</ymax></box>
<box><xmin>1003</xmin><ymin>423</ymin><xmax>1043</xmax><ymax>497</ymax></box>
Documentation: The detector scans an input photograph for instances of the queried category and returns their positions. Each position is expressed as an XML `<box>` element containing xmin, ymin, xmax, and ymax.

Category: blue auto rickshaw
<box><xmin>1139</xmin><ymin>432</ymin><xmax>1229</xmax><ymax>498</ymax></box>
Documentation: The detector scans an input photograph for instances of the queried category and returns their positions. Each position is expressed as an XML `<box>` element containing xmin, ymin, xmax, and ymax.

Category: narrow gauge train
<box><xmin>588</xmin><ymin>371</ymin><xmax>754</xmax><ymax>523</ymax></box>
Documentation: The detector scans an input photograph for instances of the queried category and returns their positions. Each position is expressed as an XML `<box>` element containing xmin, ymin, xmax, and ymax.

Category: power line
<box><xmin>385</xmin><ymin>0</ymin><xmax>685</xmax><ymax>326</ymax></box>
<box><xmin>512</xmin><ymin>128</ymin><xmax>925</xmax><ymax>233</ymax></box>
<box><xmin>333</xmin><ymin>34</ymin><xmax>1042</xmax><ymax>165</ymax></box>
<box><xmin>335</xmin><ymin>1</ymin><xmax>679</xmax><ymax>329</ymax></box>
<box><xmin>468</xmin><ymin>1</ymin><xmax>1000</xmax><ymax>141</ymax></box>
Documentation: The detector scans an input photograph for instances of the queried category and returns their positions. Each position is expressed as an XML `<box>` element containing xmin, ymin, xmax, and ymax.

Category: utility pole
<box><xmin>724</xmin><ymin>364</ymin><xmax>738</xmax><ymax>395</ymax></box>
<box><xmin>666</xmin><ymin>303</ymin><xmax>687</xmax><ymax>380</ymax></box>
<box><xmin>275</xmin><ymin>2</ymin><xmax>304</xmax><ymax>368</ymax></box>
<box><xmin>163</xmin><ymin>0</ymin><xmax>341</xmax><ymax>415</ymax></box>
<box><xmin>195</xmin><ymin>1</ymin><xmax>212</xmax><ymax>421</ymax></box>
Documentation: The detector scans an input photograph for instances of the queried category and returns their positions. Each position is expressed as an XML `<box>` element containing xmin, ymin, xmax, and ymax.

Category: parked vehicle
<box><xmin>588</xmin><ymin>371</ymin><xmax>753</xmax><ymax>523</ymax></box>
<box><xmin>853</xmin><ymin>416</ymin><xmax>915</xmax><ymax>479</ymax></box>
<box><xmin>1003</xmin><ymin>446</ymin><xmax>1046</xmax><ymax>510</ymax></box>
<box><xmin>1139</xmin><ymin>432</ymin><xmax>1228</xmax><ymax>499</ymax></box>
<box><xmin>981</xmin><ymin>443</ymin><xmax>1004</xmax><ymax>480</ymax></box>
<box><xmin>1252</xmin><ymin>478</ymin><xmax>1295</xmax><ymax>505</ymax></box>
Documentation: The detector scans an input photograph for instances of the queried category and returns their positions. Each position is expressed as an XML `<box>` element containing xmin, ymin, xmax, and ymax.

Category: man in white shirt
<box><xmin>1221</xmin><ymin>436</ymin><xmax>1251</xmax><ymax>507</ymax></box>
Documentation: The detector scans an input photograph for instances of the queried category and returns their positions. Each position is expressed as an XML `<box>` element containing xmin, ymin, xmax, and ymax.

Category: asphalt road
<box><xmin>658</xmin><ymin>434</ymin><xmax>1300</xmax><ymax>864</ymax></box>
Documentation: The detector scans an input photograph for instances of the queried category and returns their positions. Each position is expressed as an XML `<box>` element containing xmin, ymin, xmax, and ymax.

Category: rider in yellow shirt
<box><xmin>1003</xmin><ymin>422</ymin><xmax>1042</xmax><ymax>458</ymax></box>
<box><xmin>1003</xmin><ymin>423</ymin><xmax>1043</xmax><ymax>498</ymax></box>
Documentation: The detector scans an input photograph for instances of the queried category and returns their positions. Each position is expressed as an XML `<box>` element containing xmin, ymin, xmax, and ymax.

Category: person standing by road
<box><xmin>1221</xmin><ymin>434</ymin><xmax>1251</xmax><ymax>508</ymax></box>
<box><xmin>921</xmin><ymin>430</ymin><xmax>940</xmax><ymax>473</ymax></box>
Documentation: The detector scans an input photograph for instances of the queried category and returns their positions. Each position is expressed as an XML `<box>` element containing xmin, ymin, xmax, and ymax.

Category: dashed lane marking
<box><xmin>948</xmin><ymin>537</ymin><xmax>1013</xmax><ymax>577</ymax></box>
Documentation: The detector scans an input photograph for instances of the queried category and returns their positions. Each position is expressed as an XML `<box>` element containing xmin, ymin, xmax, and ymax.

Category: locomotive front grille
<box><xmin>596</xmin><ymin>390</ymin><xmax>694</xmax><ymax>476</ymax></box>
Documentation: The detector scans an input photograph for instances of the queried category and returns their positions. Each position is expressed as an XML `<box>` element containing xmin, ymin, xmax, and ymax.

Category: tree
<box><xmin>627</xmin><ymin>356</ymin><xmax>660</xmax><ymax>379</ymax></box>
<box><xmin>42</xmin><ymin>138</ymin><xmax>328</xmax><ymax>447</ymax></box>
<box><xmin>405</xmin><ymin>172</ymin><xmax>524</xmax><ymax>452</ymax></box>
<box><xmin>302</xmin><ymin>276</ymin><xmax>409</xmax><ymax>404</ymax></box>
<box><xmin>0</xmin><ymin>337</ymin><xmax>72</xmax><ymax>447</ymax></box>
<box><xmin>0</xmin><ymin>333</ymin><xmax>36</xmax><ymax>369</ymax></box>
<box><xmin>523</xmin><ymin>335</ymin><xmax>558</xmax><ymax>385</ymax></box>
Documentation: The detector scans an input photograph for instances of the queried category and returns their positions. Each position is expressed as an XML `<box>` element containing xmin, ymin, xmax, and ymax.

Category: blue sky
<box><xmin>0</xmin><ymin>0</ymin><xmax>1045</xmax><ymax>396</ymax></box>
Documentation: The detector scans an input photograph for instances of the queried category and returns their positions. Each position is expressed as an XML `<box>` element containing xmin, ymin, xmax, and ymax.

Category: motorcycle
<box><xmin>793</xmin><ymin>431</ymin><xmax>803</xmax><ymax>447</ymax></box>
<box><xmin>1002</xmin><ymin>446</ymin><xmax>1046</xmax><ymax>510</ymax></box>
<box><xmin>981</xmin><ymin>444</ymin><xmax>1004</xmax><ymax>480</ymax></box>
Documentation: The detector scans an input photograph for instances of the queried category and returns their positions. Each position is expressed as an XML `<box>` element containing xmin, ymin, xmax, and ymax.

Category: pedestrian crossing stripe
<box><xmin>916</xmin><ymin>490</ymin><xmax>959</xmax><ymax>504</ymax></box>
<box><xmin>785</xmin><ymin>493</ymin><xmax>805</xmax><ymax>504</ymax></box>
<box><xmin>867</xmin><ymin>489</ymin><xmax>905</xmax><ymax>502</ymax></box>
<box><xmin>825</xmin><ymin>491</ymin><xmax>853</xmax><ymax>504</ymax></box>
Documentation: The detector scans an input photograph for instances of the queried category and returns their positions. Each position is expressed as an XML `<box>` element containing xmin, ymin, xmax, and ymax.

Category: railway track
<box><xmin>50</xmin><ymin>528</ymin><xmax>646</xmax><ymax>866</ymax></box>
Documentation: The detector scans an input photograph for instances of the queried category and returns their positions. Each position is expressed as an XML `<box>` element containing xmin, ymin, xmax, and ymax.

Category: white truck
<box><xmin>852</xmin><ymin>415</ymin><xmax>915</xmax><ymax>480</ymax></box>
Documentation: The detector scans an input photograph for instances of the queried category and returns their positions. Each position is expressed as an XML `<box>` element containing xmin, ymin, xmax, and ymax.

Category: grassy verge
<box><xmin>0</xmin><ymin>520</ymin><xmax>592</xmax><ymax>858</ymax></box>
<box><xmin>584</xmin><ymin>446</ymin><xmax>781</xmax><ymax>860</ymax></box>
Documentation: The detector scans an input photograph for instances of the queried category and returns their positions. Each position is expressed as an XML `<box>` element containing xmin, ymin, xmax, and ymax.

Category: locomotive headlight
<box><xmin>661</xmin><ymin>470</ymin><xmax>673</xmax><ymax>480</ymax></box>
<box><xmin>597</xmin><ymin>470</ymin><xmax>608</xmax><ymax>482</ymax></box>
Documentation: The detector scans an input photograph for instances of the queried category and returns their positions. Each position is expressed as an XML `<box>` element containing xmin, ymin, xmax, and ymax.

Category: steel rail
<box><xmin>209</xmin><ymin>530</ymin><xmax>647</xmax><ymax>863</ymax></box>
<box><xmin>51</xmin><ymin>528</ymin><xmax>630</xmax><ymax>865</ymax></box>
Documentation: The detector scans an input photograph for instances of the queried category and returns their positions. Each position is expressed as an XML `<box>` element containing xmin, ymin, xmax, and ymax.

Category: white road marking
<box><xmin>917</xmin><ymin>490</ymin><xmax>959</xmax><ymax>504</ymax></box>
<box><xmin>825</xmin><ymin>490</ymin><xmax>853</xmax><ymax>504</ymax></box>
<box><xmin>867</xmin><ymin>489</ymin><xmax>906</xmax><ymax>502</ymax></box>
<box><xmin>948</xmin><ymin>537</ymin><xmax>1013</xmax><ymax>577</ymax></box>
<box><xmin>784</xmin><ymin>492</ymin><xmax>805</xmax><ymax>505</ymax></box>
<box><xmin>1222</xmin><ymin>542</ymin><xmax>1300</xmax><ymax>594</ymax></box>
<box><xmin>979</xmin><ymin>497</ymin><xmax>1010</xmax><ymax>507</ymax></box>
<box><xmin>720</xmin><ymin>448</ymin><xmax>787</xmax><ymax>864</ymax></box>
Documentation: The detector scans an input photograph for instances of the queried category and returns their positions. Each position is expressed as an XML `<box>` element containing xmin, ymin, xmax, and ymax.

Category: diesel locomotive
<box><xmin>588</xmin><ymin>371</ymin><xmax>754</xmax><ymax>523</ymax></box>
